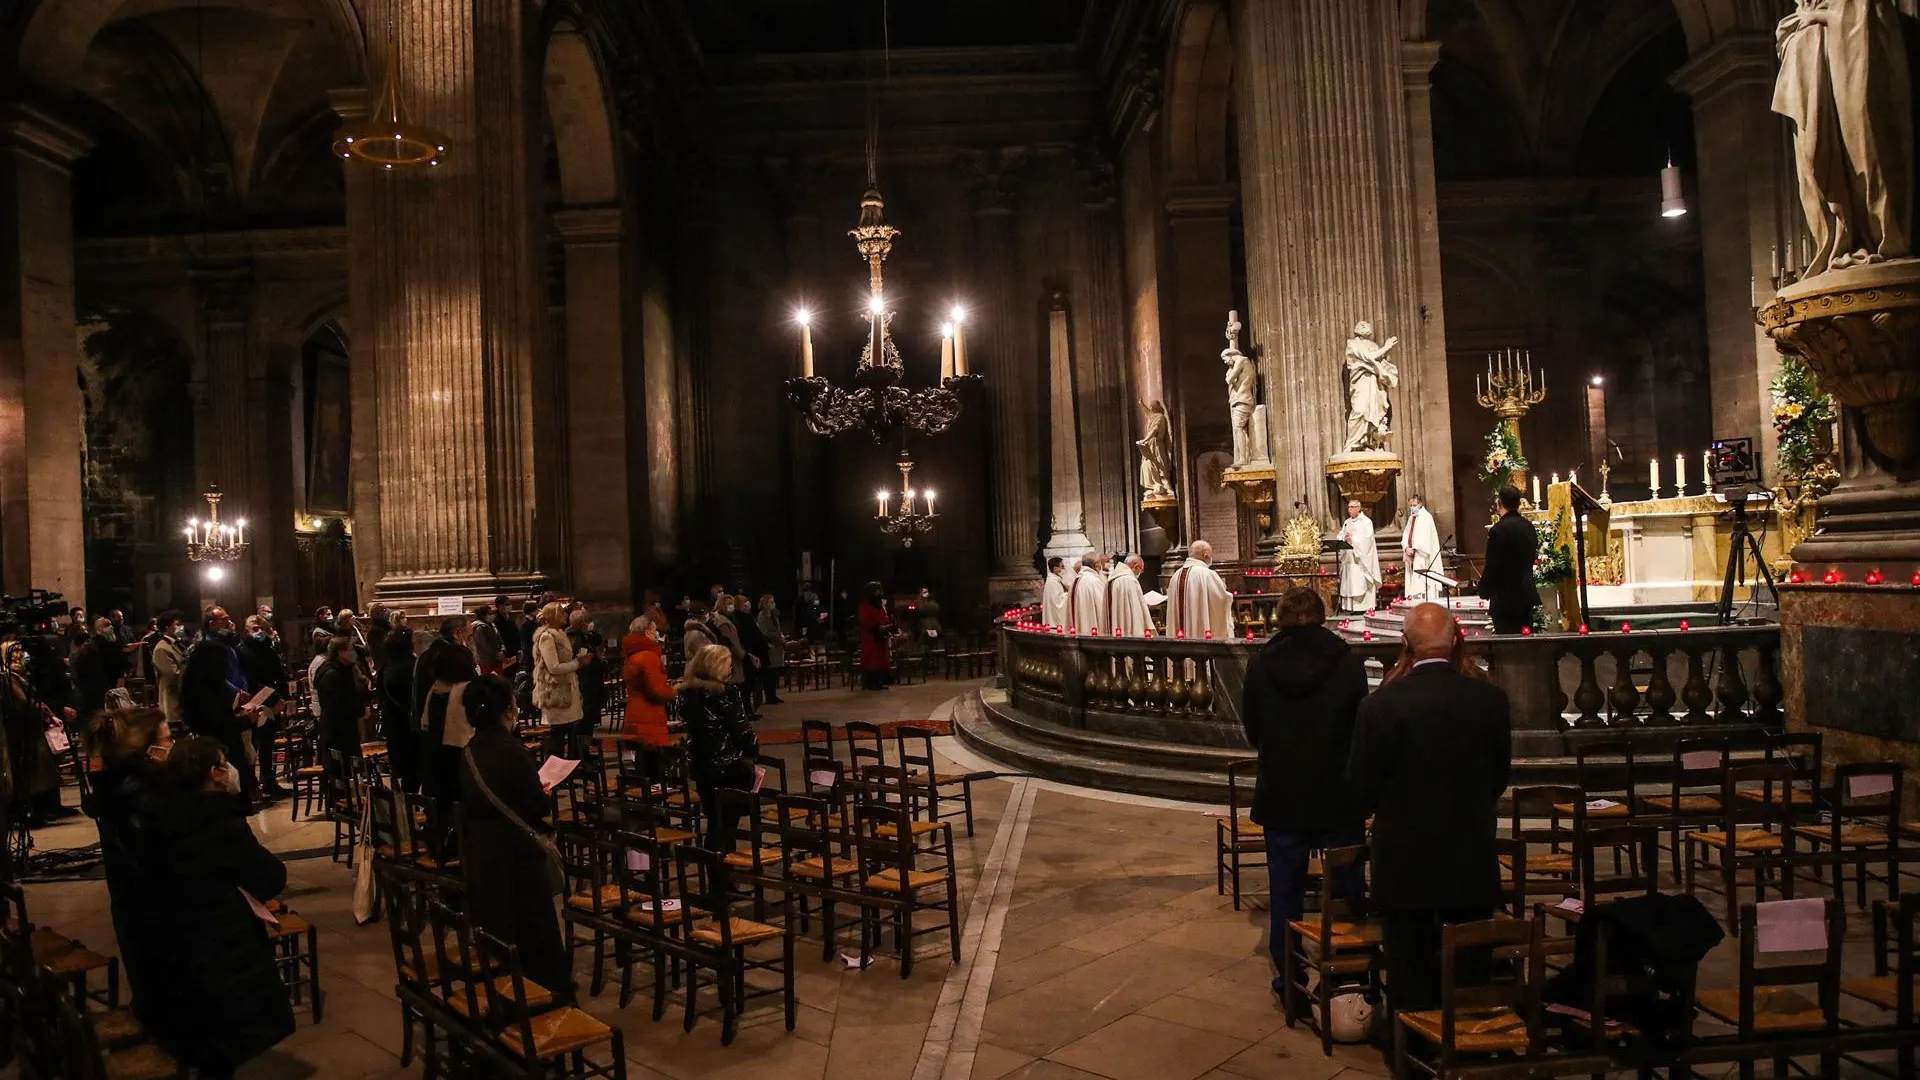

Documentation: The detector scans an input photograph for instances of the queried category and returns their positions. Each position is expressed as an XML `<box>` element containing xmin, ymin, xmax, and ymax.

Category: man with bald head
<box><xmin>1166</xmin><ymin>539</ymin><xmax>1233</xmax><ymax>639</ymax></box>
<box><xmin>1347</xmin><ymin>602</ymin><xmax>1511</xmax><ymax>1015</ymax></box>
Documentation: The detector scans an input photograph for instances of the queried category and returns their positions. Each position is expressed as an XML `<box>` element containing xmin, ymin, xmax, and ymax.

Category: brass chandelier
<box><xmin>785</xmin><ymin>185</ymin><xmax>981</xmax><ymax>442</ymax></box>
<box><xmin>875</xmin><ymin>450</ymin><xmax>938</xmax><ymax>546</ymax></box>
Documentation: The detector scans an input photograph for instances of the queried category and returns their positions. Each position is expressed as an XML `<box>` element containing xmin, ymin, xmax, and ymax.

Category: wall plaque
<box><xmin>1802</xmin><ymin>626</ymin><xmax>1920</xmax><ymax>742</ymax></box>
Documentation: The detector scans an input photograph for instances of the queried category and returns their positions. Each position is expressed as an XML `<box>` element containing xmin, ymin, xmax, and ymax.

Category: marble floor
<box><xmin>5</xmin><ymin>681</ymin><xmax>1904</xmax><ymax>1080</ymax></box>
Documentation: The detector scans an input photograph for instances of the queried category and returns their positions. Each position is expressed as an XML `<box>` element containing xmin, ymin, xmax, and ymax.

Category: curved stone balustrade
<box><xmin>964</xmin><ymin>621</ymin><xmax>1784</xmax><ymax>801</ymax></box>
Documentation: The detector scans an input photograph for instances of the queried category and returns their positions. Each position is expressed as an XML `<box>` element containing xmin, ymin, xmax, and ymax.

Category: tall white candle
<box><xmin>925</xmin><ymin>490</ymin><xmax>936</xmax><ymax>517</ymax></box>
<box><xmin>1702</xmin><ymin>450</ymin><xmax>1713</xmax><ymax>492</ymax></box>
<box><xmin>1531</xmin><ymin>474</ymin><xmax>1542</xmax><ymax>505</ymax></box>
<box><xmin>1674</xmin><ymin>452</ymin><xmax>1687</xmax><ymax>495</ymax></box>
<box><xmin>940</xmin><ymin>329</ymin><xmax>954</xmax><ymax>381</ymax></box>
<box><xmin>1649</xmin><ymin>458</ymin><xmax>1660</xmax><ymax>496</ymax></box>
<box><xmin>1551</xmin><ymin>472</ymin><xmax>1561</xmax><ymax>488</ymax></box>
<box><xmin>953</xmin><ymin>323</ymin><xmax>967</xmax><ymax>376</ymax></box>
<box><xmin>877</xmin><ymin>491</ymin><xmax>889</xmax><ymax>519</ymax></box>
<box><xmin>800</xmin><ymin>319</ymin><xmax>814</xmax><ymax>379</ymax></box>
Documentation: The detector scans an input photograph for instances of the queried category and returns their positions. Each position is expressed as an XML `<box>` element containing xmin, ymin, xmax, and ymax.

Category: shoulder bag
<box><xmin>462</xmin><ymin>744</ymin><xmax>566</xmax><ymax>894</ymax></box>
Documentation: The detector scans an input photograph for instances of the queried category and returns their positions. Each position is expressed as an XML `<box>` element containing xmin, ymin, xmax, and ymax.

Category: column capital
<box><xmin>966</xmin><ymin>146</ymin><xmax>1031</xmax><ymax>216</ymax></box>
<box><xmin>327</xmin><ymin>86</ymin><xmax>370</xmax><ymax>124</ymax></box>
<box><xmin>1164</xmin><ymin>184</ymin><xmax>1236</xmax><ymax>220</ymax></box>
<box><xmin>1399</xmin><ymin>40</ymin><xmax>1441</xmax><ymax>83</ymax></box>
<box><xmin>552</xmin><ymin>204</ymin><xmax>623</xmax><ymax>245</ymax></box>
<box><xmin>1074</xmin><ymin>143</ymin><xmax>1117</xmax><ymax>210</ymax></box>
<box><xmin>1670</xmin><ymin>32</ymin><xmax>1776</xmax><ymax>104</ymax></box>
<box><xmin>0</xmin><ymin>103</ymin><xmax>93</xmax><ymax>171</ymax></box>
<box><xmin>191</xmin><ymin>265</ymin><xmax>254</xmax><ymax>326</ymax></box>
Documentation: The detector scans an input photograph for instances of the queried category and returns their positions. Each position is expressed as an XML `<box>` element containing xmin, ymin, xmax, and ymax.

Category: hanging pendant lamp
<box><xmin>332</xmin><ymin>42</ymin><xmax>448</xmax><ymax>170</ymax></box>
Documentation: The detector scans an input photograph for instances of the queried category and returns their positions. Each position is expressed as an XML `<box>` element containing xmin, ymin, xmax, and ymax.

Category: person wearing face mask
<box><xmin>728</xmin><ymin>593</ymin><xmax>769</xmax><ymax>713</ymax></box>
<box><xmin>620</xmin><ymin>615</ymin><xmax>673</xmax><ymax>777</ymax></box>
<box><xmin>70</xmin><ymin>616</ymin><xmax>129</xmax><ymax>721</ymax></box>
<box><xmin>136</xmin><ymin>736</ymin><xmax>294</xmax><ymax>1079</ymax></box>
<box><xmin>237</xmin><ymin>615</ymin><xmax>290</xmax><ymax>800</ymax></box>
<box><xmin>754</xmin><ymin>594</ymin><xmax>786</xmax><ymax>705</ymax></box>
<box><xmin>705</xmin><ymin>597</ymin><xmax>752</xmax><ymax>715</ymax></box>
<box><xmin>313</xmin><ymin>634</ymin><xmax>367</xmax><ymax>787</ymax></box>
<box><xmin>149</xmin><ymin>612</ymin><xmax>187</xmax><ymax>725</ymax></box>
<box><xmin>531</xmin><ymin>602</ymin><xmax>590</xmax><ymax>758</ymax></box>
<box><xmin>179</xmin><ymin>608</ymin><xmax>264</xmax><ymax>808</ymax></box>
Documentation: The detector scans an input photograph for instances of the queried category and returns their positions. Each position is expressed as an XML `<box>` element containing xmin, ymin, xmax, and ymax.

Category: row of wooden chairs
<box><xmin>798</xmin><ymin>719</ymin><xmax>976</xmax><ymax>837</ymax></box>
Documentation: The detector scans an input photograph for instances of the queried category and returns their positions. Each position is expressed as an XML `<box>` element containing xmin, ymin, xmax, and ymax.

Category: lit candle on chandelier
<box><xmin>940</xmin><ymin>324</ymin><xmax>955</xmax><ymax>381</ymax></box>
<box><xmin>796</xmin><ymin>308</ymin><xmax>814</xmax><ymax>378</ymax></box>
<box><xmin>924</xmin><ymin>489</ymin><xmax>936</xmax><ymax>517</ymax></box>
<box><xmin>236</xmin><ymin>518</ymin><xmax>247</xmax><ymax>546</ymax></box>
<box><xmin>867</xmin><ymin>293</ymin><xmax>885</xmax><ymax>368</ymax></box>
<box><xmin>876</xmin><ymin>489</ymin><xmax>890</xmax><ymax>519</ymax></box>
<box><xmin>950</xmin><ymin>305</ymin><xmax>968</xmax><ymax>376</ymax></box>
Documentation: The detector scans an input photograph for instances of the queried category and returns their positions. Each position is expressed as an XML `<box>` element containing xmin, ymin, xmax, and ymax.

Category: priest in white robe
<box><xmin>1401</xmin><ymin>494</ymin><xmax>1444</xmax><ymax>602</ymax></box>
<box><xmin>1067</xmin><ymin>552</ymin><xmax>1109</xmax><ymax>634</ymax></box>
<box><xmin>1040</xmin><ymin>557</ymin><xmax>1070</xmax><ymax>628</ymax></box>
<box><xmin>1106</xmin><ymin>554</ymin><xmax>1153</xmax><ymax>638</ymax></box>
<box><xmin>1166</xmin><ymin>540</ymin><xmax>1234</xmax><ymax>639</ymax></box>
<box><xmin>1337</xmin><ymin>500</ymin><xmax>1383</xmax><ymax>613</ymax></box>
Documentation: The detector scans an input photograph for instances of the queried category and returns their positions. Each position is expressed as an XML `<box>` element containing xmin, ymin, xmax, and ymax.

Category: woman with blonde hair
<box><xmin>677</xmin><ymin>644</ymin><xmax>757</xmax><ymax>849</ymax></box>
<box><xmin>531</xmin><ymin>601</ymin><xmax>590</xmax><ymax>758</ymax></box>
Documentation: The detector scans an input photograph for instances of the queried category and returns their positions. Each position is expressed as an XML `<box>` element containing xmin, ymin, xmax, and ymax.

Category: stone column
<box><xmin>345</xmin><ymin>0</ymin><xmax>544</xmax><ymax>605</ymax></box>
<box><xmin>1162</xmin><ymin>187</ymin><xmax>1237</xmax><ymax>540</ymax></box>
<box><xmin>1073</xmin><ymin>150</ymin><xmax>1136</xmax><ymax>555</ymax></box>
<box><xmin>1232</xmin><ymin>1</ymin><xmax>1451</xmax><ymax>528</ymax></box>
<box><xmin>554</xmin><ymin>205</ymin><xmax>632</xmax><ymax>617</ymax></box>
<box><xmin>1672</xmin><ymin>34</ymin><xmax>1790</xmax><ymax>483</ymax></box>
<box><xmin>0</xmin><ymin>105</ymin><xmax>89</xmax><ymax>606</ymax></box>
<box><xmin>1043</xmin><ymin>293</ymin><xmax>1092</xmax><ymax>559</ymax></box>
<box><xmin>1398</xmin><ymin>40</ymin><xmax>1457</xmax><ymax>541</ymax></box>
<box><xmin>246</xmin><ymin>369</ymin><xmax>298</xmax><ymax>614</ymax></box>
<box><xmin>975</xmin><ymin>149</ymin><xmax>1040</xmax><ymax>589</ymax></box>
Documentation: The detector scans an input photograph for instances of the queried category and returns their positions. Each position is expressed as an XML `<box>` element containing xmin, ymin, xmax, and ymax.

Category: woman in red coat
<box><xmin>856</xmin><ymin>582</ymin><xmax>895</xmax><ymax>692</ymax></box>
<box><xmin>620</xmin><ymin>616</ymin><xmax>674</xmax><ymax>775</ymax></box>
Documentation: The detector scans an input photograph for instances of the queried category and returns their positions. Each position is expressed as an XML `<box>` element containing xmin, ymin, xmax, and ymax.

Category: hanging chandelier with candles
<box><xmin>184</xmin><ymin>486</ymin><xmax>249</xmax><ymax>563</ymax></box>
<box><xmin>876</xmin><ymin>450</ymin><xmax>937</xmax><ymax>546</ymax></box>
<box><xmin>786</xmin><ymin>183</ymin><xmax>982</xmax><ymax>442</ymax></box>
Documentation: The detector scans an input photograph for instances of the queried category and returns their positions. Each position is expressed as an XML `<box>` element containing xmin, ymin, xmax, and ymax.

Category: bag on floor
<box><xmin>351</xmin><ymin>800</ymin><xmax>379</xmax><ymax>925</ymax></box>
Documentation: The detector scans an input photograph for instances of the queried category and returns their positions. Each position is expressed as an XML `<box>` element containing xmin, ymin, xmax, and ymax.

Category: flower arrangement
<box><xmin>1476</xmin><ymin>424</ymin><xmax>1528</xmax><ymax>494</ymax></box>
<box><xmin>1533</xmin><ymin>507</ymin><xmax>1575</xmax><ymax>587</ymax></box>
<box><xmin>1770</xmin><ymin>357</ymin><xmax>1833</xmax><ymax>481</ymax></box>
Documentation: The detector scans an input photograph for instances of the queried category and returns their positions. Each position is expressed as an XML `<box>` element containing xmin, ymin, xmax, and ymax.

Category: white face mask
<box><xmin>221</xmin><ymin>762</ymin><xmax>242</xmax><ymax>795</ymax></box>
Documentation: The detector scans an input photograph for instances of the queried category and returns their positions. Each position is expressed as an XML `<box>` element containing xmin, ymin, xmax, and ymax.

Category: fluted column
<box><xmin>1232</xmin><ymin>0</ymin><xmax>1450</xmax><ymax>529</ymax></box>
<box><xmin>192</xmin><ymin>268</ymin><xmax>258</xmax><ymax>607</ymax></box>
<box><xmin>1043</xmin><ymin>292</ymin><xmax>1091</xmax><ymax>558</ymax></box>
<box><xmin>975</xmin><ymin>149</ymin><xmax>1039</xmax><ymax>585</ymax></box>
<box><xmin>345</xmin><ymin>0</ymin><xmax>543</xmax><ymax>604</ymax></box>
<box><xmin>1074</xmin><ymin>150</ymin><xmax>1136</xmax><ymax>555</ymax></box>
<box><xmin>1672</xmin><ymin>33</ymin><xmax>1792</xmax><ymax>483</ymax></box>
<box><xmin>554</xmin><ymin>206</ymin><xmax>631</xmax><ymax>615</ymax></box>
<box><xmin>246</xmin><ymin>370</ymin><xmax>298</xmax><ymax>614</ymax></box>
<box><xmin>0</xmin><ymin>105</ymin><xmax>89</xmax><ymax>607</ymax></box>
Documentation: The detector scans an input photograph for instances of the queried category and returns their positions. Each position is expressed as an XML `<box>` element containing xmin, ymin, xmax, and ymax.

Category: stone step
<box><xmin>955</xmin><ymin>693</ymin><xmax>1237</xmax><ymax>802</ymax></box>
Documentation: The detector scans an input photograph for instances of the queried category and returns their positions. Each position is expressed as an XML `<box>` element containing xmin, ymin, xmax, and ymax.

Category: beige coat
<box><xmin>151</xmin><ymin>637</ymin><xmax>186</xmax><ymax>723</ymax></box>
<box><xmin>532</xmin><ymin>625</ymin><xmax>583</xmax><ymax>725</ymax></box>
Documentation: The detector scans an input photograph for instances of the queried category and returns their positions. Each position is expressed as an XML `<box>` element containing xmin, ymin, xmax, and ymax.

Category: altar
<box><xmin>1527</xmin><ymin>487</ymin><xmax>1788</xmax><ymax>607</ymax></box>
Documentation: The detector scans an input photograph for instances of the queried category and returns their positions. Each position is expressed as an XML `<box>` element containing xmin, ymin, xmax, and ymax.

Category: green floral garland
<box><xmin>1769</xmin><ymin>357</ymin><xmax>1833</xmax><ymax>482</ymax></box>
<box><xmin>1534</xmin><ymin>506</ymin><xmax>1575</xmax><ymax>587</ymax></box>
<box><xmin>1476</xmin><ymin>423</ymin><xmax>1528</xmax><ymax>493</ymax></box>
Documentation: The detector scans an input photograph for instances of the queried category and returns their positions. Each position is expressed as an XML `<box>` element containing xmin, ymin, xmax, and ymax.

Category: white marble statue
<box><xmin>1137</xmin><ymin>400</ymin><xmax>1176</xmax><ymax>501</ymax></box>
<box><xmin>1336</xmin><ymin>500</ymin><xmax>1383</xmax><ymax>613</ymax></box>
<box><xmin>1401</xmin><ymin>494</ymin><xmax>1444</xmax><ymax>602</ymax></box>
<box><xmin>1342</xmin><ymin>321</ymin><xmax>1400</xmax><ymax>453</ymax></box>
<box><xmin>1223</xmin><ymin>311</ymin><xmax>1260</xmax><ymax>466</ymax></box>
<box><xmin>1773</xmin><ymin>0</ymin><xmax>1913</xmax><ymax>275</ymax></box>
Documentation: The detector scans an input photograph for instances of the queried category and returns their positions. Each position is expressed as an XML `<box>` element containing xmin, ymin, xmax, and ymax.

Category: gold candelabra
<box><xmin>1474</xmin><ymin>348</ymin><xmax>1547</xmax><ymax>488</ymax></box>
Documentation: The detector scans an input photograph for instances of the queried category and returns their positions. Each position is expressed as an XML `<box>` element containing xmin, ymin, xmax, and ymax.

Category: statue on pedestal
<box><xmin>1223</xmin><ymin>311</ymin><xmax>1268</xmax><ymax>467</ymax></box>
<box><xmin>1773</xmin><ymin>0</ymin><xmax>1912</xmax><ymax>276</ymax></box>
<box><xmin>1136</xmin><ymin>399</ymin><xmax>1176</xmax><ymax>504</ymax></box>
<box><xmin>1342</xmin><ymin>321</ymin><xmax>1400</xmax><ymax>453</ymax></box>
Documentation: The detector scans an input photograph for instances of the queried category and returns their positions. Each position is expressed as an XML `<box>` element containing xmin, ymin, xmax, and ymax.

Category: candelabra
<box><xmin>875</xmin><ymin>451</ymin><xmax>937</xmax><ymax>547</ymax></box>
<box><xmin>183</xmin><ymin>486</ymin><xmax>249</xmax><ymax>562</ymax></box>
<box><xmin>1475</xmin><ymin>348</ymin><xmax>1548</xmax><ymax>488</ymax></box>
<box><xmin>786</xmin><ymin>186</ymin><xmax>982</xmax><ymax>442</ymax></box>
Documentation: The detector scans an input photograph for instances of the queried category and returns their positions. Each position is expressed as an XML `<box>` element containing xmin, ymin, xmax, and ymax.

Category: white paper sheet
<box><xmin>244</xmin><ymin>685</ymin><xmax>275</xmax><ymax>711</ymax></box>
<box><xmin>241</xmin><ymin>888</ymin><xmax>280</xmax><ymax>926</ymax></box>
<box><xmin>537</xmin><ymin>756</ymin><xmax>580</xmax><ymax>789</ymax></box>
<box><xmin>1142</xmin><ymin>590</ymin><xmax>1168</xmax><ymax>607</ymax></box>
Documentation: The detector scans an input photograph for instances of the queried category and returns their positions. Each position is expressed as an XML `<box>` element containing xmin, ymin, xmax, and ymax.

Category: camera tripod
<box><xmin>1716</xmin><ymin>490</ymin><xmax>1778</xmax><ymax>625</ymax></box>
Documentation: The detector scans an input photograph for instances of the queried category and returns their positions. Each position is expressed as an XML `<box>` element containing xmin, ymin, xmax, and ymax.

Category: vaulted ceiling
<box><xmin>681</xmin><ymin>0</ymin><xmax>1091</xmax><ymax>55</ymax></box>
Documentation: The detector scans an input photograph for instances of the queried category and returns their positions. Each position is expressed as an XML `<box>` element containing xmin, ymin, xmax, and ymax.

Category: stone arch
<box><xmin>1163</xmin><ymin>0</ymin><xmax>1233</xmax><ymax>186</ymax></box>
<box><xmin>543</xmin><ymin>16</ymin><xmax>619</xmax><ymax>205</ymax></box>
<box><xmin>14</xmin><ymin>0</ymin><xmax>364</xmax><ymax>95</ymax></box>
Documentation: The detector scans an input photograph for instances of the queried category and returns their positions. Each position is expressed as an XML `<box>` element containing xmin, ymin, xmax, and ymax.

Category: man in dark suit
<box><xmin>1347</xmin><ymin>602</ymin><xmax>1512</xmax><ymax>1014</ymax></box>
<box><xmin>1479</xmin><ymin>485</ymin><xmax>1539</xmax><ymax>634</ymax></box>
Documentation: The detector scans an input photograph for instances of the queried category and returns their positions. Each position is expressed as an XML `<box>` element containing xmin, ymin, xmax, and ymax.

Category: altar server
<box><xmin>1402</xmin><ymin>494</ymin><xmax>1444</xmax><ymax>602</ymax></box>
<box><xmin>1107</xmin><ymin>554</ymin><xmax>1153</xmax><ymax>638</ymax></box>
<box><xmin>1040</xmin><ymin>557</ymin><xmax>1069</xmax><ymax>628</ymax></box>
<box><xmin>1337</xmin><ymin>500</ymin><xmax>1383</xmax><ymax>613</ymax></box>
<box><xmin>1067</xmin><ymin>552</ymin><xmax>1108</xmax><ymax>634</ymax></box>
<box><xmin>1166</xmin><ymin>540</ymin><xmax>1234</xmax><ymax>640</ymax></box>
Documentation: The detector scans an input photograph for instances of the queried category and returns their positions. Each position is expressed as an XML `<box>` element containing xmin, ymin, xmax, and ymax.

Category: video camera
<box><xmin>0</xmin><ymin>590</ymin><xmax>68</xmax><ymax>638</ymax></box>
<box><xmin>0</xmin><ymin>590</ymin><xmax>72</xmax><ymax>709</ymax></box>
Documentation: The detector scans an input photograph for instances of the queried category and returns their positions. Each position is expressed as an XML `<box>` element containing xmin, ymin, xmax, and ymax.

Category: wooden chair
<box><xmin>1843</xmin><ymin>894</ymin><xmax>1918</xmax><ymax>1057</ymax></box>
<box><xmin>857</xmin><ymin>765</ymin><xmax>949</xmax><ymax>865</ymax></box>
<box><xmin>845</xmin><ymin>721</ymin><xmax>886</xmax><ymax>775</ymax></box>
<box><xmin>606</xmin><ymin>831</ymin><xmax>701</xmax><ymax>1016</ymax></box>
<box><xmin>287</xmin><ymin>725</ymin><xmax>327</xmax><ymax>821</ymax></box>
<box><xmin>1280</xmin><ymin>845</ymin><xmax>1381</xmax><ymax>1058</ymax></box>
<box><xmin>268</xmin><ymin>901</ymin><xmax>324</xmax><ymax>1022</ymax></box>
<box><xmin>1752</xmin><ymin>732</ymin><xmax>1825</xmax><ymax>814</ymax></box>
<box><xmin>1504</xmin><ymin>785</ymin><xmax>1581</xmax><ymax>877</ymax></box>
<box><xmin>1685</xmin><ymin>762</ymin><xmax>1801</xmax><ymax>931</ymax></box>
<box><xmin>326</xmin><ymin>750</ymin><xmax>365</xmax><ymax>864</ymax></box>
<box><xmin>1392</xmin><ymin>913</ymin><xmax>1553</xmax><ymax>1080</ymax></box>
<box><xmin>472</xmin><ymin>926</ymin><xmax>626</xmax><ymax>1080</ymax></box>
<box><xmin>854</xmin><ymin>800</ymin><xmax>962</xmax><ymax>978</ymax></box>
<box><xmin>1793</xmin><ymin>762</ymin><xmax>1902</xmax><ymax>909</ymax></box>
<box><xmin>50</xmin><ymin>982</ymin><xmax>182</xmax><ymax>1080</ymax></box>
<box><xmin>776</xmin><ymin>795</ymin><xmax>864</xmax><ymax>962</ymax></box>
<box><xmin>715</xmin><ymin>785</ymin><xmax>784</xmax><ymax>923</ymax></box>
<box><xmin>1572</xmin><ymin>821</ymin><xmax>1661</xmax><ymax>914</ymax></box>
<box><xmin>1640</xmin><ymin>737</ymin><xmax>1730</xmax><ymax>864</ymax></box>
<box><xmin>378</xmin><ymin>861</ymin><xmax>454</xmax><ymax>1074</ymax></box>
<box><xmin>672</xmin><ymin>845</ymin><xmax>795</xmax><ymax>1044</ymax></box>
<box><xmin>424</xmin><ymin>902</ymin><xmax>554</xmax><ymax>1078</ymax></box>
<box><xmin>1694</xmin><ymin>898</ymin><xmax>1843</xmax><ymax>1080</ymax></box>
<box><xmin>897</xmin><ymin>724</ymin><xmax>974</xmax><ymax>837</ymax></box>
<box><xmin>557</xmin><ymin>824</ymin><xmax>629</xmax><ymax>999</ymax></box>
<box><xmin>0</xmin><ymin>884</ymin><xmax>118</xmax><ymax>1014</ymax></box>
<box><xmin>1216</xmin><ymin>759</ymin><xmax>1266</xmax><ymax>911</ymax></box>
<box><xmin>800</xmin><ymin>720</ymin><xmax>836</xmax><ymax>772</ymax></box>
<box><xmin>1569</xmin><ymin>740</ymin><xmax>1636</xmax><ymax>821</ymax></box>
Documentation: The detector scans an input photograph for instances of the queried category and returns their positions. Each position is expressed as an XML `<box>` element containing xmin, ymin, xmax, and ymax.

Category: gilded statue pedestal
<box><xmin>1325</xmin><ymin>449</ymin><xmax>1403</xmax><ymax>514</ymax></box>
<box><xmin>1220</xmin><ymin>464</ymin><xmax>1277</xmax><ymax>533</ymax></box>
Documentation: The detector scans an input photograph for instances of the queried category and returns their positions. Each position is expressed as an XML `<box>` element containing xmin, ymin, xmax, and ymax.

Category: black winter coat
<box><xmin>179</xmin><ymin>638</ymin><xmax>245</xmax><ymax>741</ymax></box>
<box><xmin>1479</xmin><ymin>512</ymin><xmax>1540</xmax><ymax>627</ymax></box>
<box><xmin>135</xmin><ymin>789</ymin><xmax>294</xmax><ymax>1071</ymax></box>
<box><xmin>678</xmin><ymin>678</ymin><xmax>757</xmax><ymax>791</ymax></box>
<box><xmin>313</xmin><ymin>657</ymin><xmax>365</xmax><ymax>756</ymax></box>
<box><xmin>236</xmin><ymin>633</ymin><xmax>288</xmax><ymax>704</ymax></box>
<box><xmin>459</xmin><ymin>724</ymin><xmax>571</xmax><ymax>995</ymax></box>
<box><xmin>70</xmin><ymin>635</ymin><xmax>127</xmax><ymax>716</ymax></box>
<box><xmin>90</xmin><ymin>755</ymin><xmax>166</xmax><ymax>1011</ymax></box>
<box><xmin>1347</xmin><ymin>663</ymin><xmax>1512</xmax><ymax>910</ymax></box>
<box><xmin>1240</xmin><ymin>625</ymin><xmax>1370</xmax><ymax>832</ymax></box>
